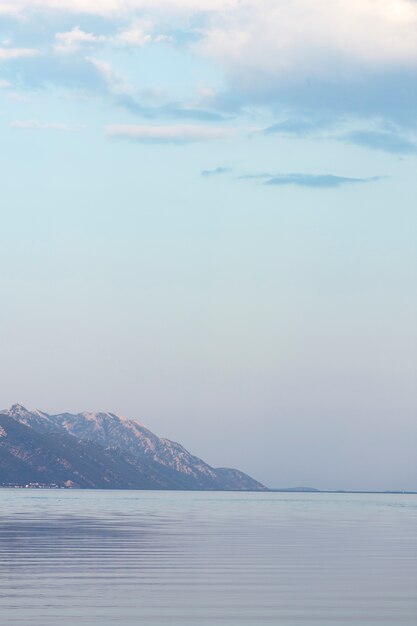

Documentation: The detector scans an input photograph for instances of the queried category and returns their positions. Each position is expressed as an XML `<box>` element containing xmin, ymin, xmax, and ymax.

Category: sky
<box><xmin>0</xmin><ymin>0</ymin><xmax>416</xmax><ymax>491</ymax></box>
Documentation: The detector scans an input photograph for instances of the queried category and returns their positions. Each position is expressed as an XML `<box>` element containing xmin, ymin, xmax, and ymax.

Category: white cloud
<box><xmin>89</xmin><ymin>58</ymin><xmax>132</xmax><ymax>94</ymax></box>
<box><xmin>192</xmin><ymin>0</ymin><xmax>417</xmax><ymax>122</ymax></box>
<box><xmin>106</xmin><ymin>123</ymin><xmax>233</xmax><ymax>143</ymax></box>
<box><xmin>55</xmin><ymin>21</ymin><xmax>153</xmax><ymax>54</ymax></box>
<box><xmin>198</xmin><ymin>0</ymin><xmax>417</xmax><ymax>76</ymax></box>
<box><xmin>4</xmin><ymin>1</ymin><xmax>417</xmax><ymax>70</ymax></box>
<box><xmin>0</xmin><ymin>47</ymin><xmax>40</xmax><ymax>60</ymax></box>
<box><xmin>11</xmin><ymin>120</ymin><xmax>83</xmax><ymax>130</ymax></box>
<box><xmin>0</xmin><ymin>0</ymin><xmax>235</xmax><ymax>18</ymax></box>
<box><xmin>55</xmin><ymin>26</ymin><xmax>106</xmax><ymax>53</ymax></box>
<box><xmin>2</xmin><ymin>0</ymin><xmax>417</xmax><ymax>122</ymax></box>
<box><xmin>115</xmin><ymin>20</ymin><xmax>152</xmax><ymax>46</ymax></box>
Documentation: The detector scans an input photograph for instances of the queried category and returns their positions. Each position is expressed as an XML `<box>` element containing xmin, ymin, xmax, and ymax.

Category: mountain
<box><xmin>0</xmin><ymin>413</ymin><xmax>182</xmax><ymax>489</ymax></box>
<box><xmin>0</xmin><ymin>404</ymin><xmax>266</xmax><ymax>491</ymax></box>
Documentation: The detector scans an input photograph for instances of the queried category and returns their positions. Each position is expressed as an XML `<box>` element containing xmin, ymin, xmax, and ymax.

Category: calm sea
<box><xmin>0</xmin><ymin>490</ymin><xmax>416</xmax><ymax>625</ymax></box>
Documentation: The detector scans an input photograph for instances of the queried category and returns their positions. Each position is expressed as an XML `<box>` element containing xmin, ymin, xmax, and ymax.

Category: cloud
<box><xmin>0</xmin><ymin>39</ymin><xmax>223</xmax><ymax>124</ymax></box>
<box><xmin>196</xmin><ymin>0</ymin><xmax>417</xmax><ymax>124</ymax></box>
<box><xmin>201</xmin><ymin>166</ymin><xmax>230</xmax><ymax>176</ymax></box>
<box><xmin>237</xmin><ymin>170</ymin><xmax>383</xmax><ymax>187</ymax></box>
<box><xmin>1</xmin><ymin>0</ymin><xmax>417</xmax><ymax>127</ymax></box>
<box><xmin>263</xmin><ymin>173</ymin><xmax>382</xmax><ymax>188</ymax></box>
<box><xmin>342</xmin><ymin>129</ymin><xmax>417</xmax><ymax>154</ymax></box>
<box><xmin>11</xmin><ymin>119</ymin><xmax>82</xmax><ymax>131</ymax></box>
<box><xmin>0</xmin><ymin>47</ymin><xmax>40</xmax><ymax>60</ymax></box>
<box><xmin>200</xmin><ymin>1</ymin><xmax>417</xmax><ymax>70</ymax></box>
<box><xmin>0</xmin><ymin>51</ymin><xmax>122</xmax><ymax>94</ymax></box>
<box><xmin>106</xmin><ymin>123</ymin><xmax>233</xmax><ymax>143</ymax></box>
<box><xmin>0</xmin><ymin>0</ymin><xmax>233</xmax><ymax>18</ymax></box>
<box><xmin>116</xmin><ymin>93</ymin><xmax>227</xmax><ymax>122</ymax></box>
<box><xmin>54</xmin><ymin>21</ymin><xmax>152</xmax><ymax>53</ymax></box>
<box><xmin>54</xmin><ymin>26</ymin><xmax>107</xmax><ymax>53</ymax></box>
<box><xmin>89</xmin><ymin>58</ymin><xmax>132</xmax><ymax>94</ymax></box>
<box><xmin>237</xmin><ymin>172</ymin><xmax>273</xmax><ymax>180</ymax></box>
<box><xmin>114</xmin><ymin>20</ymin><xmax>152</xmax><ymax>46</ymax></box>
<box><xmin>262</xmin><ymin>118</ymin><xmax>417</xmax><ymax>156</ymax></box>
<box><xmin>263</xmin><ymin>118</ymin><xmax>332</xmax><ymax>136</ymax></box>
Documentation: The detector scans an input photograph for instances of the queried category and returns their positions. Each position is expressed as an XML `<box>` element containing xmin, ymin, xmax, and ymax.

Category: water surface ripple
<box><xmin>0</xmin><ymin>490</ymin><xmax>416</xmax><ymax>625</ymax></box>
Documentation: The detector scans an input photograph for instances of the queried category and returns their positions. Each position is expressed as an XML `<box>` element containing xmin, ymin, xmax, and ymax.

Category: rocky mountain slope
<box><xmin>0</xmin><ymin>405</ymin><xmax>266</xmax><ymax>491</ymax></box>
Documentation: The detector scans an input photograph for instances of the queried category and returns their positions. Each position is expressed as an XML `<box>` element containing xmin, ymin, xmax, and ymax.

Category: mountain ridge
<box><xmin>0</xmin><ymin>404</ymin><xmax>266</xmax><ymax>491</ymax></box>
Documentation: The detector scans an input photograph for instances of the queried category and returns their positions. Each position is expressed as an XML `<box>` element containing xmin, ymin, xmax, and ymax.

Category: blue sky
<box><xmin>0</xmin><ymin>0</ymin><xmax>416</xmax><ymax>490</ymax></box>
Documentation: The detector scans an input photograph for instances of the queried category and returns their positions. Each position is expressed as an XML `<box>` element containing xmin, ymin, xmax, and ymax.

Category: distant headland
<box><xmin>0</xmin><ymin>404</ymin><xmax>266</xmax><ymax>491</ymax></box>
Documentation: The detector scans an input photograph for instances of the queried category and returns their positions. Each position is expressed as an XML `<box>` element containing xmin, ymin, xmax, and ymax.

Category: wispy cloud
<box><xmin>0</xmin><ymin>0</ymin><xmax>228</xmax><ymax>18</ymax></box>
<box><xmin>11</xmin><ymin>120</ymin><xmax>83</xmax><ymax>131</ymax></box>
<box><xmin>263</xmin><ymin>118</ymin><xmax>331</xmax><ymax>136</ymax></box>
<box><xmin>54</xmin><ymin>21</ymin><xmax>153</xmax><ymax>54</ymax></box>
<box><xmin>263</xmin><ymin>173</ymin><xmax>382</xmax><ymax>188</ymax></box>
<box><xmin>0</xmin><ymin>52</ymin><xmax>112</xmax><ymax>93</ymax></box>
<box><xmin>211</xmin><ymin>169</ymin><xmax>381</xmax><ymax>188</ymax></box>
<box><xmin>114</xmin><ymin>20</ymin><xmax>153</xmax><ymax>47</ymax></box>
<box><xmin>342</xmin><ymin>130</ymin><xmax>417</xmax><ymax>155</ymax></box>
<box><xmin>106</xmin><ymin>124</ymin><xmax>233</xmax><ymax>144</ymax></box>
<box><xmin>237</xmin><ymin>173</ymin><xmax>273</xmax><ymax>180</ymax></box>
<box><xmin>238</xmin><ymin>171</ymin><xmax>382</xmax><ymax>188</ymax></box>
<box><xmin>54</xmin><ymin>26</ymin><xmax>107</xmax><ymax>54</ymax></box>
<box><xmin>89</xmin><ymin>58</ymin><xmax>131</xmax><ymax>94</ymax></box>
<box><xmin>201</xmin><ymin>166</ymin><xmax>230</xmax><ymax>176</ymax></box>
<box><xmin>262</xmin><ymin>118</ymin><xmax>417</xmax><ymax>157</ymax></box>
<box><xmin>0</xmin><ymin>47</ymin><xmax>40</xmax><ymax>60</ymax></box>
<box><xmin>116</xmin><ymin>93</ymin><xmax>227</xmax><ymax>122</ymax></box>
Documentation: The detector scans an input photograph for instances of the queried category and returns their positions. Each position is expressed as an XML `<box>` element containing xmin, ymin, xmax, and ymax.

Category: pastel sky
<box><xmin>1</xmin><ymin>0</ymin><xmax>416</xmax><ymax>490</ymax></box>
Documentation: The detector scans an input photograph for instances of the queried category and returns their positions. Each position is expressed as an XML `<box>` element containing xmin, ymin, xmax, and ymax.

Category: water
<box><xmin>0</xmin><ymin>490</ymin><xmax>416</xmax><ymax>625</ymax></box>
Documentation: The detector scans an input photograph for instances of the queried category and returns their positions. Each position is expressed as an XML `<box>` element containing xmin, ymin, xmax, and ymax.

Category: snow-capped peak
<box><xmin>5</xmin><ymin>404</ymin><xmax>50</xmax><ymax>421</ymax></box>
<box><xmin>6</xmin><ymin>404</ymin><xmax>32</xmax><ymax>417</ymax></box>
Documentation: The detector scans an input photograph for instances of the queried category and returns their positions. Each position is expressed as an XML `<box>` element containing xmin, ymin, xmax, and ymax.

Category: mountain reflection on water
<box><xmin>0</xmin><ymin>490</ymin><xmax>416</xmax><ymax>625</ymax></box>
